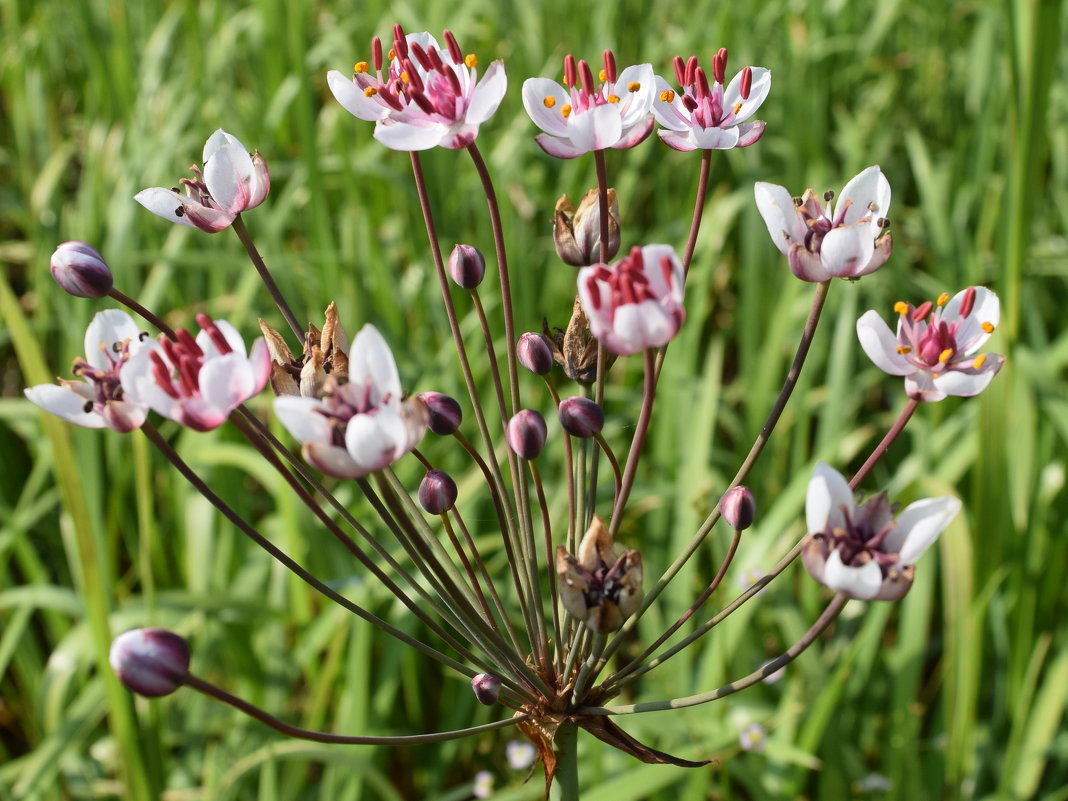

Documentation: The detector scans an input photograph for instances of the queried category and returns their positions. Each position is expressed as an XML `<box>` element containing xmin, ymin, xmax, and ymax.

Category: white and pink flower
<box><xmin>856</xmin><ymin>286</ymin><xmax>1004</xmax><ymax>401</ymax></box>
<box><xmin>25</xmin><ymin>309</ymin><xmax>149</xmax><ymax>433</ymax></box>
<box><xmin>121</xmin><ymin>314</ymin><xmax>270</xmax><ymax>431</ymax></box>
<box><xmin>273</xmin><ymin>324</ymin><xmax>427</xmax><ymax>479</ymax></box>
<box><xmin>135</xmin><ymin>130</ymin><xmax>269</xmax><ymax>233</ymax></box>
<box><xmin>328</xmin><ymin>27</ymin><xmax>506</xmax><ymax>151</ymax></box>
<box><xmin>754</xmin><ymin>166</ymin><xmax>892</xmax><ymax>282</ymax></box>
<box><xmin>577</xmin><ymin>244</ymin><xmax>685</xmax><ymax>355</ymax></box>
<box><xmin>653</xmin><ymin>50</ymin><xmax>770</xmax><ymax>151</ymax></box>
<box><xmin>802</xmin><ymin>463</ymin><xmax>960</xmax><ymax>601</ymax></box>
<box><xmin>522</xmin><ymin>51</ymin><xmax>656</xmax><ymax>159</ymax></box>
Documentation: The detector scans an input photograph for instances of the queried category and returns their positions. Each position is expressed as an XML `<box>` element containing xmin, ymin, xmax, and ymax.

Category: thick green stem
<box><xmin>553</xmin><ymin>721</ymin><xmax>581</xmax><ymax>801</ymax></box>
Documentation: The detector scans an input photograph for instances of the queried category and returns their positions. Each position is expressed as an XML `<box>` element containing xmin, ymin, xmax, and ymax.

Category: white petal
<box><xmin>656</xmin><ymin>129</ymin><xmax>698</xmax><ymax>151</ymax></box>
<box><xmin>806</xmin><ymin>462</ymin><xmax>853</xmax><ymax>534</ymax></box>
<box><xmin>856</xmin><ymin>310</ymin><xmax>912</xmax><ymax>375</ymax></box>
<box><xmin>820</xmin><ymin>224</ymin><xmax>875</xmax><ymax>277</ymax></box>
<box><xmin>892</xmin><ymin>497</ymin><xmax>961</xmax><ymax>565</ymax></box>
<box><xmin>690</xmin><ymin>125</ymin><xmax>741</xmax><ymax>150</ymax></box>
<box><xmin>943</xmin><ymin>286</ymin><xmax>1000</xmax><ymax>354</ymax></box>
<box><xmin>614</xmin><ymin>64</ymin><xmax>655</xmax><ymax>128</ymax></box>
<box><xmin>836</xmin><ymin>166</ymin><xmax>890</xmax><ymax>236</ymax></box>
<box><xmin>373</xmin><ymin>120</ymin><xmax>448</xmax><ymax>151</ymax></box>
<box><xmin>466</xmin><ymin>60</ymin><xmax>507</xmax><ymax>124</ymax></box>
<box><xmin>905</xmin><ymin>371</ymin><xmax>946</xmax><ymax>402</ymax></box>
<box><xmin>754</xmin><ymin>182</ymin><xmax>801</xmax><ymax>256</ymax></box>
<box><xmin>328</xmin><ymin>70</ymin><xmax>389</xmax><ymax>122</ymax></box>
<box><xmin>274</xmin><ymin>396</ymin><xmax>333</xmax><ymax>444</ymax></box>
<box><xmin>25</xmin><ymin>384</ymin><xmax>107</xmax><ymax>428</ymax></box>
<box><xmin>203</xmin><ymin>129</ymin><xmax>243</xmax><ymax>163</ymax></box>
<box><xmin>134</xmin><ymin>187</ymin><xmax>204</xmax><ymax>229</ymax></box>
<box><xmin>567</xmin><ymin>103</ymin><xmax>623</xmax><ymax>152</ymax></box>
<box><xmin>204</xmin><ymin>143</ymin><xmax>257</xmax><ymax>214</ymax></box>
<box><xmin>651</xmin><ymin>76</ymin><xmax>689</xmax><ymax>130</ymax></box>
<box><xmin>935</xmin><ymin>363</ymin><xmax>1001</xmax><ymax>397</ymax></box>
<box><xmin>722</xmin><ymin>67</ymin><xmax>771</xmax><ymax>123</ymax></box>
<box><xmin>84</xmin><ymin>310</ymin><xmax>141</xmax><ymax>369</ymax></box>
<box><xmin>533</xmin><ymin>133</ymin><xmax>588</xmax><ymax>159</ymax></box>
<box><xmin>522</xmin><ymin>78</ymin><xmax>571</xmax><ymax>136</ymax></box>
<box><xmin>198</xmin><ymin>352</ymin><xmax>258</xmax><ymax>413</ymax></box>
<box><xmin>349</xmin><ymin>324</ymin><xmax>401</xmax><ymax>401</ymax></box>
<box><xmin>823</xmin><ymin>550</ymin><xmax>883</xmax><ymax>599</ymax></box>
<box><xmin>345</xmin><ymin>412</ymin><xmax>404</xmax><ymax>473</ymax></box>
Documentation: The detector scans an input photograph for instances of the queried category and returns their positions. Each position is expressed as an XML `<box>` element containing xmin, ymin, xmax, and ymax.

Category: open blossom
<box><xmin>857</xmin><ymin>286</ymin><xmax>1005</xmax><ymax>401</ymax></box>
<box><xmin>802</xmin><ymin>463</ymin><xmax>960</xmax><ymax>601</ymax></box>
<box><xmin>134</xmin><ymin>129</ymin><xmax>269</xmax><ymax>233</ymax></box>
<box><xmin>653</xmin><ymin>50</ymin><xmax>770</xmax><ymax>151</ymax></box>
<box><xmin>25</xmin><ymin>310</ymin><xmax>149</xmax><ymax>433</ymax></box>
<box><xmin>522</xmin><ymin>51</ymin><xmax>655</xmax><ymax>158</ymax></box>
<box><xmin>328</xmin><ymin>27</ymin><xmax>506</xmax><ymax>151</ymax></box>
<box><xmin>577</xmin><ymin>244</ymin><xmax>685</xmax><ymax>355</ymax></box>
<box><xmin>121</xmin><ymin>314</ymin><xmax>270</xmax><ymax>431</ymax></box>
<box><xmin>273</xmin><ymin>324</ymin><xmax>427</xmax><ymax>479</ymax></box>
<box><xmin>754</xmin><ymin>166</ymin><xmax>892</xmax><ymax>281</ymax></box>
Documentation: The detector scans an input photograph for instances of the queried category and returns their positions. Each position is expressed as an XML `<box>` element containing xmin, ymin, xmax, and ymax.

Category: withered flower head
<box><xmin>543</xmin><ymin>296</ymin><xmax>616</xmax><ymax>385</ymax></box>
<box><xmin>557</xmin><ymin>515</ymin><xmax>643</xmax><ymax>633</ymax></box>
<box><xmin>259</xmin><ymin>302</ymin><xmax>350</xmax><ymax>398</ymax></box>
<box><xmin>554</xmin><ymin>188</ymin><xmax>620</xmax><ymax>267</ymax></box>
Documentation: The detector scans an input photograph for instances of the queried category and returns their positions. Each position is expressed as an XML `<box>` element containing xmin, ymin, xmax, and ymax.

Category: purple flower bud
<box><xmin>448</xmin><ymin>244</ymin><xmax>486</xmax><ymax>289</ymax></box>
<box><xmin>506</xmin><ymin>409</ymin><xmax>547</xmax><ymax>459</ymax></box>
<box><xmin>517</xmin><ymin>332</ymin><xmax>555</xmax><ymax>375</ymax></box>
<box><xmin>471</xmin><ymin>672</ymin><xmax>501</xmax><ymax>705</ymax></box>
<box><xmin>109</xmin><ymin>628</ymin><xmax>190</xmax><ymax>697</ymax></box>
<box><xmin>50</xmin><ymin>241</ymin><xmax>113</xmax><ymax>298</ymax></box>
<box><xmin>419</xmin><ymin>469</ymin><xmax>458</xmax><ymax>514</ymax></box>
<box><xmin>418</xmin><ymin>391</ymin><xmax>463</xmax><ymax>435</ymax></box>
<box><xmin>720</xmin><ymin>486</ymin><xmax>756</xmax><ymax>531</ymax></box>
<box><xmin>558</xmin><ymin>396</ymin><xmax>604</xmax><ymax>438</ymax></box>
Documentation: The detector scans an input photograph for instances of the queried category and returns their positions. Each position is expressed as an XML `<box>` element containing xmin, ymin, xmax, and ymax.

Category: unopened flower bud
<box><xmin>506</xmin><ymin>409</ymin><xmax>547</xmax><ymax>459</ymax></box>
<box><xmin>419</xmin><ymin>469</ymin><xmax>458</xmax><ymax>514</ymax></box>
<box><xmin>517</xmin><ymin>332</ymin><xmax>554</xmax><ymax>375</ymax></box>
<box><xmin>470</xmin><ymin>673</ymin><xmax>502</xmax><ymax>705</ymax></box>
<box><xmin>109</xmin><ymin>628</ymin><xmax>190</xmax><ymax>697</ymax></box>
<box><xmin>50</xmin><ymin>241</ymin><xmax>113</xmax><ymax>298</ymax></box>
<box><xmin>448</xmin><ymin>244</ymin><xmax>486</xmax><ymax>289</ymax></box>
<box><xmin>558</xmin><ymin>396</ymin><xmax>604</xmax><ymax>438</ymax></box>
<box><xmin>554</xmin><ymin>189</ymin><xmax>620</xmax><ymax>267</ymax></box>
<box><xmin>720</xmin><ymin>486</ymin><xmax>756</xmax><ymax>531</ymax></box>
<box><xmin>418</xmin><ymin>391</ymin><xmax>463</xmax><ymax>435</ymax></box>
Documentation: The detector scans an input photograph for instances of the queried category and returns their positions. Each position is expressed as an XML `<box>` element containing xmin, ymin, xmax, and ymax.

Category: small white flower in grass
<box><xmin>328</xmin><ymin>27</ymin><xmax>506</xmax><ymax>151</ymax></box>
<box><xmin>754</xmin><ymin>166</ymin><xmax>892</xmax><ymax>282</ymax></box>
<box><xmin>472</xmin><ymin>770</ymin><xmax>494</xmax><ymax>799</ymax></box>
<box><xmin>739</xmin><ymin>722</ymin><xmax>767</xmax><ymax>753</ymax></box>
<box><xmin>121</xmin><ymin>314</ymin><xmax>270</xmax><ymax>432</ymax></box>
<box><xmin>274</xmin><ymin>324</ymin><xmax>427</xmax><ymax>478</ymax></box>
<box><xmin>25</xmin><ymin>310</ymin><xmax>150</xmax><ymax>433</ymax></box>
<box><xmin>523</xmin><ymin>51</ymin><xmax>656</xmax><ymax>158</ymax></box>
<box><xmin>135</xmin><ymin>130</ymin><xmax>269</xmax><ymax>233</ymax></box>
<box><xmin>506</xmin><ymin>740</ymin><xmax>536</xmax><ymax>770</ymax></box>
<box><xmin>653</xmin><ymin>49</ymin><xmax>770</xmax><ymax>151</ymax></box>
<box><xmin>856</xmin><ymin>286</ymin><xmax>1005</xmax><ymax>401</ymax></box>
<box><xmin>802</xmin><ymin>463</ymin><xmax>960</xmax><ymax>601</ymax></box>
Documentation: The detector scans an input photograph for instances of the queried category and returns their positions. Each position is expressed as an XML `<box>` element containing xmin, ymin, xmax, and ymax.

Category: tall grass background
<box><xmin>1</xmin><ymin>0</ymin><xmax>1066</xmax><ymax>798</ymax></box>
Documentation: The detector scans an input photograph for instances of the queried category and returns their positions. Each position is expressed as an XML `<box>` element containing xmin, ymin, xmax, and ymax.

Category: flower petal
<box><xmin>328</xmin><ymin>70</ymin><xmax>390</xmax><ymax>122</ymax></box>
<box><xmin>735</xmin><ymin>120</ymin><xmax>766</xmax><ymax>147</ymax></box>
<box><xmin>466</xmin><ymin>60</ymin><xmax>507</xmax><ymax>125</ymax></box>
<box><xmin>373</xmin><ymin>119</ymin><xmax>448</xmax><ymax>151</ymax></box>
<box><xmin>134</xmin><ymin>187</ymin><xmax>232</xmax><ymax>232</ymax></box>
<box><xmin>943</xmin><ymin>286</ymin><xmax>999</xmax><ymax>354</ymax></box>
<box><xmin>806</xmin><ymin>462</ymin><xmax>854</xmax><ymax>534</ymax></box>
<box><xmin>889</xmin><ymin>496</ymin><xmax>961</xmax><ymax>564</ymax></box>
<box><xmin>522</xmin><ymin>78</ymin><xmax>571</xmax><ymax>136</ymax></box>
<box><xmin>204</xmin><ymin>143</ymin><xmax>256</xmax><ymax>214</ymax></box>
<box><xmin>754</xmin><ymin>182</ymin><xmax>802</xmax><ymax>256</ymax></box>
<box><xmin>935</xmin><ymin>357</ymin><xmax>1003</xmax><ymax>396</ymax></box>
<box><xmin>822</xmin><ymin>550</ymin><xmax>883</xmax><ymax>599</ymax></box>
<box><xmin>25</xmin><ymin>384</ymin><xmax>107</xmax><ymax>428</ymax></box>
<box><xmin>348</xmin><ymin>324</ymin><xmax>401</xmax><ymax>402</ymax></box>
<box><xmin>722</xmin><ymin>67</ymin><xmax>771</xmax><ymax>123</ymax></box>
<box><xmin>856</xmin><ymin>310</ymin><xmax>913</xmax><ymax>376</ymax></box>
<box><xmin>651</xmin><ymin>76</ymin><xmax>690</xmax><ymax>130</ymax></box>
<box><xmin>568</xmin><ymin>103</ymin><xmax>623</xmax><ymax>152</ymax></box>
<box><xmin>690</xmin><ymin>125</ymin><xmax>741</xmax><ymax>150</ymax></box>
<box><xmin>788</xmin><ymin>244</ymin><xmax>832</xmax><ymax>282</ymax></box>
<box><xmin>656</xmin><ymin>129</ymin><xmax>698</xmax><ymax>151</ymax></box>
<box><xmin>274</xmin><ymin>396</ymin><xmax>333</xmax><ymax>444</ymax></box>
<box><xmin>820</xmin><ymin>224</ymin><xmax>875</xmax><ymax>277</ymax></box>
<box><xmin>533</xmin><ymin>133</ymin><xmax>588</xmax><ymax>159</ymax></box>
<box><xmin>836</xmin><ymin>166</ymin><xmax>890</xmax><ymax>236</ymax></box>
<box><xmin>84</xmin><ymin>310</ymin><xmax>141</xmax><ymax>370</ymax></box>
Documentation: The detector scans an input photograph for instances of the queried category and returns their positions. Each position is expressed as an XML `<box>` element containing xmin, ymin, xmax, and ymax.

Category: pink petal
<box><xmin>788</xmin><ymin>244</ymin><xmax>832</xmax><ymax>282</ymax></box>
<box><xmin>856</xmin><ymin>310</ymin><xmax>912</xmax><ymax>376</ymax></box>
<box><xmin>533</xmin><ymin>133</ymin><xmax>588</xmax><ymax>159</ymax></box>
<box><xmin>823</xmin><ymin>551</ymin><xmax>883</xmax><ymax>599</ymax></box>
<box><xmin>754</xmin><ymin>182</ymin><xmax>802</xmax><ymax>257</ymax></box>
<box><xmin>656</xmin><ymin>129</ymin><xmax>698</xmax><ymax>151</ymax></box>
<box><xmin>887</xmin><ymin>496</ymin><xmax>960</xmax><ymax>564</ymax></box>
<box><xmin>328</xmin><ymin>70</ymin><xmax>390</xmax><ymax>122</ymax></box>
<box><xmin>806</xmin><ymin>462</ymin><xmax>854</xmax><ymax>534</ymax></box>
<box><xmin>568</xmin><ymin>104</ymin><xmax>623</xmax><ymax>152</ymax></box>
<box><xmin>820</xmin><ymin>224</ymin><xmax>875</xmax><ymax>277</ymax></box>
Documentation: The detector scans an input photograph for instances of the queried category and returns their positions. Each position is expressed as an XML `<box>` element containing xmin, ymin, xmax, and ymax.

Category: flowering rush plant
<box><xmin>27</xmin><ymin>24</ymin><xmax>1004</xmax><ymax>799</ymax></box>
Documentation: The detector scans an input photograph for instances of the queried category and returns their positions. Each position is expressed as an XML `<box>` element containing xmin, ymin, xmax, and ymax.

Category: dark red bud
<box><xmin>506</xmin><ymin>409</ymin><xmax>547</xmax><ymax>460</ymax></box>
<box><xmin>448</xmin><ymin>244</ymin><xmax>485</xmax><ymax>289</ymax></box>
<box><xmin>517</xmin><ymin>332</ymin><xmax>554</xmax><ymax>375</ymax></box>
<box><xmin>418</xmin><ymin>469</ymin><xmax>457</xmax><ymax>514</ymax></box>
<box><xmin>109</xmin><ymin>628</ymin><xmax>190</xmax><ymax>697</ymax></box>
<box><xmin>418</xmin><ymin>391</ymin><xmax>463</xmax><ymax>435</ymax></box>
<box><xmin>719</xmin><ymin>486</ymin><xmax>756</xmax><ymax>531</ymax></box>
<box><xmin>471</xmin><ymin>673</ymin><xmax>501</xmax><ymax>705</ymax></box>
<box><xmin>50</xmin><ymin>241</ymin><xmax>113</xmax><ymax>298</ymax></box>
<box><xmin>558</xmin><ymin>396</ymin><xmax>604</xmax><ymax>438</ymax></box>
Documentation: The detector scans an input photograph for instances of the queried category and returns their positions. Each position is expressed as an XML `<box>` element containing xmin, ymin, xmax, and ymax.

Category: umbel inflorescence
<box><xmin>28</xmin><ymin>24</ymin><xmax>1003</xmax><ymax>799</ymax></box>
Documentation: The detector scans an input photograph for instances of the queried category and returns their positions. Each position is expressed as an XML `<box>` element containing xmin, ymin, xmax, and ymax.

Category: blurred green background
<box><xmin>1</xmin><ymin>0</ymin><xmax>1066</xmax><ymax>798</ymax></box>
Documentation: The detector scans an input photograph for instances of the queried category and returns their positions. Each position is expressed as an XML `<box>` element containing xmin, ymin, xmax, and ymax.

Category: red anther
<box><xmin>446</xmin><ymin>67</ymin><xmax>462</xmax><ymax>96</ymax></box>
<box><xmin>392</xmin><ymin>25</ymin><xmax>408</xmax><ymax>58</ymax></box>
<box><xmin>564</xmin><ymin>54</ymin><xmax>577</xmax><ymax>88</ymax></box>
<box><xmin>372</xmin><ymin>36</ymin><xmax>383</xmax><ymax>71</ymax></box>
<box><xmin>376</xmin><ymin>84</ymin><xmax>405</xmax><ymax>111</ymax></box>
<box><xmin>660</xmin><ymin>255</ymin><xmax>673</xmax><ymax>287</ymax></box>
<box><xmin>196</xmin><ymin>314</ymin><xmax>233</xmax><ymax>355</ymax></box>
<box><xmin>402</xmin><ymin>58</ymin><xmax>425</xmax><ymax>93</ymax></box>
<box><xmin>682</xmin><ymin>94</ymin><xmax>699</xmax><ymax>112</ymax></box>
<box><xmin>695</xmin><ymin>67</ymin><xmax>711</xmax><ymax>99</ymax></box>
<box><xmin>176</xmin><ymin>327</ymin><xmax>203</xmax><ymax>357</ymax></box>
<box><xmin>586</xmin><ymin>276</ymin><xmax>603</xmax><ymax>309</ymax></box>
<box><xmin>620</xmin><ymin>279</ymin><xmax>637</xmax><ymax>305</ymax></box>
<box><xmin>602</xmin><ymin>49</ymin><xmax>617</xmax><ymax>83</ymax></box>
<box><xmin>673</xmin><ymin>55</ymin><xmax>686</xmax><ymax>85</ymax></box>
<box><xmin>579</xmin><ymin>59</ymin><xmax>595</xmax><ymax>96</ymax></box>
<box><xmin>150</xmin><ymin>352</ymin><xmax>180</xmax><ymax>399</ymax></box>
<box><xmin>176</xmin><ymin>354</ymin><xmax>200</xmax><ymax>396</ymax></box>
<box><xmin>959</xmin><ymin>286</ymin><xmax>976</xmax><ymax>318</ymax></box>
<box><xmin>443</xmin><ymin>29</ymin><xmax>463</xmax><ymax>64</ymax></box>
<box><xmin>713</xmin><ymin>47</ymin><xmax>728</xmax><ymax>84</ymax></box>
<box><xmin>411</xmin><ymin>91</ymin><xmax>436</xmax><ymax>115</ymax></box>
<box><xmin>912</xmin><ymin>300</ymin><xmax>934</xmax><ymax>322</ymax></box>
<box><xmin>685</xmin><ymin>55</ymin><xmax>697</xmax><ymax>85</ymax></box>
<box><xmin>741</xmin><ymin>66</ymin><xmax>752</xmax><ymax>99</ymax></box>
<box><xmin>427</xmin><ymin>46</ymin><xmax>445</xmax><ymax>73</ymax></box>
<box><xmin>628</xmin><ymin>244</ymin><xmax>643</xmax><ymax>264</ymax></box>
<box><xmin>409</xmin><ymin>42</ymin><xmax>432</xmax><ymax>71</ymax></box>
<box><xmin>594</xmin><ymin>265</ymin><xmax>612</xmax><ymax>280</ymax></box>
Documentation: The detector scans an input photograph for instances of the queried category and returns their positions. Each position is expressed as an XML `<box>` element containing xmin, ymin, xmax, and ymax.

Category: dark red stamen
<box><xmin>150</xmin><ymin>352</ymin><xmax>180</xmax><ymax>399</ymax></box>
<box><xmin>695</xmin><ymin>67</ymin><xmax>711</xmax><ymax>100</ymax></box>
<box><xmin>445</xmin><ymin>68</ymin><xmax>462</xmax><ymax>96</ymax></box>
<box><xmin>912</xmin><ymin>300</ymin><xmax>934</xmax><ymax>322</ymax></box>
<box><xmin>176</xmin><ymin>355</ymin><xmax>200</xmax><ymax>396</ymax></box>
<box><xmin>959</xmin><ymin>287</ymin><xmax>976</xmax><ymax>318</ymax></box>
<box><xmin>673</xmin><ymin>55</ymin><xmax>686</xmax><ymax>85</ymax></box>
<box><xmin>660</xmin><ymin>255</ymin><xmax>673</xmax><ymax>287</ymax></box>
<box><xmin>684</xmin><ymin>55</ymin><xmax>697</xmax><ymax>86</ymax></box>
<box><xmin>402</xmin><ymin>58</ymin><xmax>424</xmax><ymax>93</ymax></box>
<box><xmin>564</xmin><ymin>54</ymin><xmax>577</xmax><ymax>88</ymax></box>
<box><xmin>579</xmin><ymin>59</ymin><xmax>595</xmax><ymax>96</ymax></box>
<box><xmin>372</xmin><ymin>36</ymin><xmax>383</xmax><ymax>71</ymax></box>
<box><xmin>428</xmin><ymin>46</ymin><xmax>445</xmax><ymax>73</ymax></box>
<box><xmin>376</xmin><ymin>84</ymin><xmax>405</xmax><ymax>111</ymax></box>
<box><xmin>196</xmin><ymin>314</ymin><xmax>233</xmax><ymax>355</ymax></box>
<box><xmin>409</xmin><ymin>42</ymin><xmax>432</xmax><ymax>71</ymax></box>
<box><xmin>176</xmin><ymin>327</ymin><xmax>203</xmax><ymax>357</ymax></box>
<box><xmin>586</xmin><ymin>276</ymin><xmax>602</xmax><ymax>310</ymax></box>
<box><xmin>602</xmin><ymin>49</ymin><xmax>617</xmax><ymax>83</ymax></box>
<box><xmin>740</xmin><ymin>66</ymin><xmax>752</xmax><ymax>99</ymax></box>
<box><xmin>392</xmin><ymin>25</ymin><xmax>407</xmax><ymax>57</ymax></box>
<box><xmin>443</xmin><ymin>29</ymin><xmax>463</xmax><ymax>64</ymax></box>
<box><xmin>713</xmin><ymin>47</ymin><xmax>728</xmax><ymax>84</ymax></box>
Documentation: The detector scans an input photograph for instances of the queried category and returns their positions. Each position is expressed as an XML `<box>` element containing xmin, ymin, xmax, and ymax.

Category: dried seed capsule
<box><xmin>109</xmin><ymin>628</ymin><xmax>190</xmax><ymax>697</ymax></box>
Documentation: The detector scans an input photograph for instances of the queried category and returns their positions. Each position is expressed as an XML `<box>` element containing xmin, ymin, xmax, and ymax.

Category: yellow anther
<box><xmin>936</xmin><ymin>292</ymin><xmax>950</xmax><ymax>306</ymax></box>
<box><xmin>733</xmin><ymin>100</ymin><xmax>743</xmax><ymax>115</ymax></box>
<box><xmin>561</xmin><ymin>104</ymin><xmax>572</xmax><ymax>118</ymax></box>
<box><xmin>627</xmin><ymin>81</ymin><xmax>641</xmax><ymax>92</ymax></box>
<box><xmin>354</xmin><ymin>61</ymin><xmax>369</xmax><ymax>74</ymax></box>
<box><xmin>659</xmin><ymin>89</ymin><xmax>675</xmax><ymax>102</ymax></box>
<box><xmin>896</xmin><ymin>345</ymin><xmax>912</xmax><ymax>354</ymax></box>
<box><xmin>465</xmin><ymin>53</ymin><xmax>477</xmax><ymax>68</ymax></box>
<box><xmin>607</xmin><ymin>94</ymin><xmax>620</xmax><ymax>103</ymax></box>
<box><xmin>543</xmin><ymin>96</ymin><xmax>557</xmax><ymax>108</ymax></box>
<box><xmin>973</xmin><ymin>354</ymin><xmax>987</xmax><ymax>370</ymax></box>
<box><xmin>894</xmin><ymin>301</ymin><xmax>909</xmax><ymax>316</ymax></box>
<box><xmin>400</xmin><ymin>71</ymin><xmax>410</xmax><ymax>83</ymax></box>
<box><xmin>364</xmin><ymin>87</ymin><xmax>378</xmax><ymax>97</ymax></box>
<box><xmin>981</xmin><ymin>321</ymin><xmax>995</xmax><ymax>334</ymax></box>
<box><xmin>388</xmin><ymin>48</ymin><xmax>396</xmax><ymax>60</ymax></box>
<box><xmin>938</xmin><ymin>348</ymin><xmax>954</xmax><ymax>364</ymax></box>
<box><xmin>599</xmin><ymin>68</ymin><xmax>607</xmax><ymax>82</ymax></box>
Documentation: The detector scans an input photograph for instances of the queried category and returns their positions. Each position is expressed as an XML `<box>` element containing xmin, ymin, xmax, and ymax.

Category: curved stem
<box><xmin>682</xmin><ymin>150</ymin><xmax>712</xmax><ymax>274</ymax></box>
<box><xmin>108</xmin><ymin>288</ymin><xmax>176</xmax><ymax>340</ymax></box>
<box><xmin>849</xmin><ymin>398</ymin><xmax>920</xmax><ymax>488</ymax></box>
<box><xmin>231</xmin><ymin>214</ymin><xmax>302</xmax><ymax>339</ymax></box>
<box><xmin>608</xmin><ymin>348</ymin><xmax>657</xmax><ymax>538</ymax></box>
